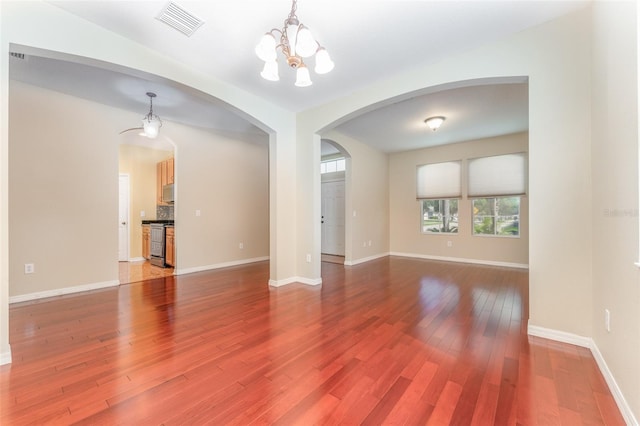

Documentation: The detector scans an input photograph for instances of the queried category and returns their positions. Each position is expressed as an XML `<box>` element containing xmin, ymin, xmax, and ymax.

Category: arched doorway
<box><xmin>320</xmin><ymin>139</ymin><xmax>351</xmax><ymax>265</ymax></box>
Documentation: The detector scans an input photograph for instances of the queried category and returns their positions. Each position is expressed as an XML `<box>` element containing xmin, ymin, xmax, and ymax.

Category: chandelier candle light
<box><xmin>255</xmin><ymin>0</ymin><xmax>334</xmax><ymax>87</ymax></box>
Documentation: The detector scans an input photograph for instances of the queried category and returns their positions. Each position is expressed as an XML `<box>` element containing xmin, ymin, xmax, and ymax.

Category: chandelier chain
<box><xmin>287</xmin><ymin>0</ymin><xmax>298</xmax><ymax>23</ymax></box>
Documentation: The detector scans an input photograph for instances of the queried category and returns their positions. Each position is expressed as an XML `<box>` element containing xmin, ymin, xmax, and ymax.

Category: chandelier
<box><xmin>255</xmin><ymin>0</ymin><xmax>334</xmax><ymax>87</ymax></box>
<box><xmin>119</xmin><ymin>92</ymin><xmax>162</xmax><ymax>139</ymax></box>
<box><xmin>142</xmin><ymin>92</ymin><xmax>162</xmax><ymax>138</ymax></box>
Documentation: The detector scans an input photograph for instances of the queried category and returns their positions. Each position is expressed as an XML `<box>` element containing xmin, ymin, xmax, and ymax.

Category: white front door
<box><xmin>118</xmin><ymin>174</ymin><xmax>130</xmax><ymax>262</ymax></box>
<box><xmin>321</xmin><ymin>180</ymin><xmax>345</xmax><ymax>256</ymax></box>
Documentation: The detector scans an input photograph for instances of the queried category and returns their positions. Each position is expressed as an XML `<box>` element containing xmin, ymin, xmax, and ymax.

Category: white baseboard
<box><xmin>389</xmin><ymin>251</ymin><xmax>529</xmax><ymax>269</ymax></box>
<box><xmin>128</xmin><ymin>257</ymin><xmax>145</xmax><ymax>262</ymax></box>
<box><xmin>269</xmin><ymin>276</ymin><xmax>322</xmax><ymax>287</ymax></box>
<box><xmin>9</xmin><ymin>280</ymin><xmax>120</xmax><ymax>304</ymax></box>
<box><xmin>175</xmin><ymin>256</ymin><xmax>269</xmax><ymax>276</ymax></box>
<box><xmin>528</xmin><ymin>323</ymin><xmax>638</xmax><ymax>426</ymax></box>
<box><xmin>344</xmin><ymin>252</ymin><xmax>390</xmax><ymax>266</ymax></box>
<box><xmin>527</xmin><ymin>324</ymin><xmax>592</xmax><ymax>348</ymax></box>
<box><xmin>0</xmin><ymin>348</ymin><xmax>11</xmax><ymax>366</ymax></box>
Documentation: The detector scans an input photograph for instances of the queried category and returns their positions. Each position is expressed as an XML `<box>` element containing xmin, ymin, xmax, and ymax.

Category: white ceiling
<box><xmin>10</xmin><ymin>1</ymin><xmax>588</xmax><ymax>153</ymax></box>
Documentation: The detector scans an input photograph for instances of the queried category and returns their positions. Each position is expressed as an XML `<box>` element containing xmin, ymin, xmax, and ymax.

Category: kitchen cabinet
<box><xmin>157</xmin><ymin>158</ymin><xmax>174</xmax><ymax>205</ymax></box>
<box><xmin>165</xmin><ymin>226</ymin><xmax>175</xmax><ymax>267</ymax></box>
<box><xmin>166</xmin><ymin>158</ymin><xmax>174</xmax><ymax>184</ymax></box>
<box><xmin>142</xmin><ymin>225</ymin><xmax>150</xmax><ymax>260</ymax></box>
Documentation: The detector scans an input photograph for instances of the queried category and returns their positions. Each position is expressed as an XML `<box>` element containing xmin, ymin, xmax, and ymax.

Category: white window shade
<box><xmin>416</xmin><ymin>161</ymin><xmax>461</xmax><ymax>199</ymax></box>
<box><xmin>468</xmin><ymin>153</ymin><xmax>527</xmax><ymax>197</ymax></box>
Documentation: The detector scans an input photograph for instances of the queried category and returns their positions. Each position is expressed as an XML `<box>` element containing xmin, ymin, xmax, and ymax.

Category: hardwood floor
<box><xmin>1</xmin><ymin>257</ymin><xmax>625</xmax><ymax>425</ymax></box>
<box><xmin>118</xmin><ymin>260</ymin><xmax>174</xmax><ymax>285</ymax></box>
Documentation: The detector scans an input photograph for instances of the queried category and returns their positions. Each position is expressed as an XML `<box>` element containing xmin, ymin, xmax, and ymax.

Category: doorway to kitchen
<box><xmin>118</xmin><ymin>136</ymin><xmax>175</xmax><ymax>284</ymax></box>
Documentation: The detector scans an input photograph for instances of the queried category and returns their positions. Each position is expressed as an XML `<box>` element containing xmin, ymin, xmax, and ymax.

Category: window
<box><xmin>416</xmin><ymin>161</ymin><xmax>461</xmax><ymax>199</ymax></box>
<box><xmin>417</xmin><ymin>161</ymin><xmax>461</xmax><ymax>234</ymax></box>
<box><xmin>468</xmin><ymin>153</ymin><xmax>527</xmax><ymax>197</ymax></box>
<box><xmin>321</xmin><ymin>158</ymin><xmax>345</xmax><ymax>174</ymax></box>
<box><xmin>473</xmin><ymin>197</ymin><xmax>520</xmax><ymax>236</ymax></box>
<box><xmin>468</xmin><ymin>153</ymin><xmax>525</xmax><ymax>237</ymax></box>
<box><xmin>422</xmin><ymin>199</ymin><xmax>459</xmax><ymax>233</ymax></box>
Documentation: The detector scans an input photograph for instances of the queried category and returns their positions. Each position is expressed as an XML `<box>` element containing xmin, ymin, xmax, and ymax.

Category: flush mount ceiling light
<box><xmin>119</xmin><ymin>92</ymin><xmax>163</xmax><ymax>139</ymax></box>
<box><xmin>424</xmin><ymin>116</ymin><xmax>446</xmax><ymax>131</ymax></box>
<box><xmin>255</xmin><ymin>0</ymin><xmax>334</xmax><ymax>87</ymax></box>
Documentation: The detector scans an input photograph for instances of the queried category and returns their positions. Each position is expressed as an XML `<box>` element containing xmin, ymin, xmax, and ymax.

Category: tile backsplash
<box><xmin>157</xmin><ymin>205</ymin><xmax>174</xmax><ymax>220</ymax></box>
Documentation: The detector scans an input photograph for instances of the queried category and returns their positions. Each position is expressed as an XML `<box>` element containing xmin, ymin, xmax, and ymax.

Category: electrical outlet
<box><xmin>605</xmin><ymin>309</ymin><xmax>611</xmax><ymax>332</ymax></box>
<box><xmin>363</xmin><ymin>241</ymin><xmax>367</xmax><ymax>247</ymax></box>
<box><xmin>195</xmin><ymin>209</ymin><xmax>201</xmax><ymax>217</ymax></box>
<box><xmin>368</xmin><ymin>240</ymin><xmax>372</xmax><ymax>247</ymax></box>
<box><xmin>306</xmin><ymin>254</ymin><xmax>311</xmax><ymax>263</ymax></box>
<box><xmin>447</xmin><ymin>241</ymin><xmax>452</xmax><ymax>247</ymax></box>
<box><xmin>140</xmin><ymin>210</ymin><xmax>146</xmax><ymax>217</ymax></box>
<box><xmin>24</xmin><ymin>263</ymin><xmax>35</xmax><ymax>274</ymax></box>
<box><xmin>239</xmin><ymin>242</ymin><xmax>244</xmax><ymax>250</ymax></box>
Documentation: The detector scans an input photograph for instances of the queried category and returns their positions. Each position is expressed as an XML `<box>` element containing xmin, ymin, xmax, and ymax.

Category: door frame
<box><xmin>321</xmin><ymin>178</ymin><xmax>346</xmax><ymax>256</ymax></box>
<box><xmin>118</xmin><ymin>173</ymin><xmax>130</xmax><ymax>262</ymax></box>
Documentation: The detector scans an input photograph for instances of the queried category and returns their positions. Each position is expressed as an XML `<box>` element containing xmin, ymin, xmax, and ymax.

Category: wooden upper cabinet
<box><xmin>161</xmin><ymin>160</ymin><xmax>168</xmax><ymax>186</ymax></box>
<box><xmin>156</xmin><ymin>162</ymin><xmax>164</xmax><ymax>205</ymax></box>
<box><xmin>157</xmin><ymin>158</ymin><xmax>174</xmax><ymax>205</ymax></box>
<box><xmin>167</xmin><ymin>158</ymin><xmax>174</xmax><ymax>185</ymax></box>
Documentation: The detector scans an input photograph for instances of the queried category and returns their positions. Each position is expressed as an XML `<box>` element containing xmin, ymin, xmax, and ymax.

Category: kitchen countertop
<box><xmin>141</xmin><ymin>220</ymin><xmax>174</xmax><ymax>225</ymax></box>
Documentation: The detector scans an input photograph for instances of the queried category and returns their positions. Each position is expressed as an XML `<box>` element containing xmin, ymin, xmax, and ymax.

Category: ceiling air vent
<box><xmin>156</xmin><ymin>2</ymin><xmax>204</xmax><ymax>37</ymax></box>
<box><xmin>10</xmin><ymin>52</ymin><xmax>25</xmax><ymax>60</ymax></box>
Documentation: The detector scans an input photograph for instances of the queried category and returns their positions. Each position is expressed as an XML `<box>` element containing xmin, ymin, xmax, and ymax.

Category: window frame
<box><xmin>421</xmin><ymin>198</ymin><xmax>460</xmax><ymax>234</ymax></box>
<box><xmin>472</xmin><ymin>196</ymin><xmax>521</xmax><ymax>238</ymax></box>
<box><xmin>321</xmin><ymin>157</ymin><xmax>346</xmax><ymax>174</ymax></box>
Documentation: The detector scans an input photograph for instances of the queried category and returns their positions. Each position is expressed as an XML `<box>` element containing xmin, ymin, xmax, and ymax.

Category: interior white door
<box><xmin>118</xmin><ymin>174</ymin><xmax>130</xmax><ymax>262</ymax></box>
<box><xmin>321</xmin><ymin>180</ymin><xmax>345</xmax><ymax>256</ymax></box>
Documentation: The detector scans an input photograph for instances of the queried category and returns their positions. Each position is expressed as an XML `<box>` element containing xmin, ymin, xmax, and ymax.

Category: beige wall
<box><xmin>9</xmin><ymin>81</ymin><xmax>120</xmax><ymax>296</ymax></box>
<box><xmin>118</xmin><ymin>145</ymin><xmax>173</xmax><ymax>259</ymax></box>
<box><xmin>168</xmin><ymin>122</ymin><xmax>270</xmax><ymax>273</ymax></box>
<box><xmin>591</xmin><ymin>0</ymin><xmax>640</xmax><ymax>419</ymax></box>
<box><xmin>389</xmin><ymin>133</ymin><xmax>528</xmax><ymax>267</ymax></box>
<box><xmin>8</xmin><ymin>81</ymin><xmax>269</xmax><ymax>297</ymax></box>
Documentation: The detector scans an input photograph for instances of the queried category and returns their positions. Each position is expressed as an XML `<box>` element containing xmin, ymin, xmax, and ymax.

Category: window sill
<box><xmin>472</xmin><ymin>234</ymin><xmax>521</xmax><ymax>239</ymax></box>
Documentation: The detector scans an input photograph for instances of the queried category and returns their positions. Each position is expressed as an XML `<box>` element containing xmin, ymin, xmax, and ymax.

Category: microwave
<box><xmin>162</xmin><ymin>184</ymin><xmax>174</xmax><ymax>203</ymax></box>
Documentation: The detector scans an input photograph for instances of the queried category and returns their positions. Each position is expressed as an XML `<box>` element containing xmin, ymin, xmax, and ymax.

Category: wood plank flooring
<box><xmin>118</xmin><ymin>260</ymin><xmax>174</xmax><ymax>285</ymax></box>
<box><xmin>0</xmin><ymin>257</ymin><xmax>625</xmax><ymax>425</ymax></box>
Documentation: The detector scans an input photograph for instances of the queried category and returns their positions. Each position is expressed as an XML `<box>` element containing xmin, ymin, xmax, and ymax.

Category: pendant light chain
<box><xmin>287</xmin><ymin>0</ymin><xmax>298</xmax><ymax>24</ymax></box>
